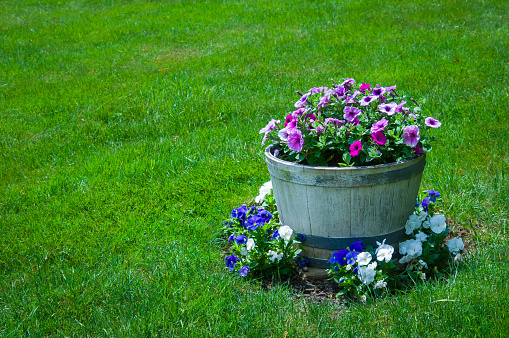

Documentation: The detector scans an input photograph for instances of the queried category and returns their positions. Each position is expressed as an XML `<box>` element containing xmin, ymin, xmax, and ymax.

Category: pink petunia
<box><xmin>287</xmin><ymin>129</ymin><xmax>304</xmax><ymax>152</ymax></box>
<box><xmin>425</xmin><ymin>117</ymin><xmax>441</xmax><ymax>128</ymax></box>
<box><xmin>402</xmin><ymin>125</ymin><xmax>420</xmax><ymax>147</ymax></box>
<box><xmin>371</xmin><ymin>131</ymin><xmax>387</xmax><ymax>145</ymax></box>
<box><xmin>349</xmin><ymin>141</ymin><xmax>363</xmax><ymax>157</ymax></box>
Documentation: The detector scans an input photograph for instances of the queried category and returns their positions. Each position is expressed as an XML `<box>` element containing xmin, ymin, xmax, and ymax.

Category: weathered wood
<box><xmin>265</xmin><ymin>146</ymin><xmax>426</xmax><ymax>268</ymax></box>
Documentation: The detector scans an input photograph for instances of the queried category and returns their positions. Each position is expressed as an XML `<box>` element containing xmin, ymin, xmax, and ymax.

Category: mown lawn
<box><xmin>1</xmin><ymin>0</ymin><xmax>508</xmax><ymax>336</ymax></box>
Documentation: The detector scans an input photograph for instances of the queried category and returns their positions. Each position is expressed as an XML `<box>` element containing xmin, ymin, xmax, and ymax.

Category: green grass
<box><xmin>1</xmin><ymin>0</ymin><xmax>508</xmax><ymax>336</ymax></box>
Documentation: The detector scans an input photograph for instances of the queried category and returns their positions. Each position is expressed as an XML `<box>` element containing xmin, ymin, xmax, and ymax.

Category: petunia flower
<box><xmin>287</xmin><ymin>129</ymin><xmax>304</xmax><ymax>152</ymax></box>
<box><xmin>259</xmin><ymin>119</ymin><xmax>280</xmax><ymax>134</ymax></box>
<box><xmin>359</xmin><ymin>83</ymin><xmax>371</xmax><ymax>92</ymax></box>
<box><xmin>370</xmin><ymin>118</ymin><xmax>389</xmax><ymax>133</ymax></box>
<box><xmin>371</xmin><ymin>131</ymin><xmax>387</xmax><ymax>146</ymax></box>
<box><xmin>349</xmin><ymin>141</ymin><xmax>363</xmax><ymax>157</ymax></box>
<box><xmin>402</xmin><ymin>125</ymin><xmax>420</xmax><ymax>147</ymax></box>
<box><xmin>371</xmin><ymin>86</ymin><xmax>385</xmax><ymax>97</ymax></box>
<box><xmin>359</xmin><ymin>95</ymin><xmax>377</xmax><ymax>106</ymax></box>
<box><xmin>294</xmin><ymin>93</ymin><xmax>310</xmax><ymax>108</ymax></box>
<box><xmin>343</xmin><ymin>106</ymin><xmax>362</xmax><ymax>122</ymax></box>
<box><xmin>378</xmin><ymin>102</ymin><xmax>398</xmax><ymax>115</ymax></box>
<box><xmin>425</xmin><ymin>117</ymin><xmax>441</xmax><ymax>128</ymax></box>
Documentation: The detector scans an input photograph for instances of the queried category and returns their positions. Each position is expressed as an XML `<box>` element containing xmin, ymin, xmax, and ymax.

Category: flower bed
<box><xmin>222</xmin><ymin>182</ymin><xmax>465</xmax><ymax>302</ymax></box>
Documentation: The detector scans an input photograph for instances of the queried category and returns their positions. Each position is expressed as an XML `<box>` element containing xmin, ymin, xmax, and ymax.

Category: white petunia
<box><xmin>358</xmin><ymin>266</ymin><xmax>377</xmax><ymax>285</ymax></box>
<box><xmin>447</xmin><ymin>237</ymin><xmax>464</xmax><ymax>254</ymax></box>
<box><xmin>246</xmin><ymin>238</ymin><xmax>256</xmax><ymax>251</ymax></box>
<box><xmin>357</xmin><ymin>252</ymin><xmax>372</xmax><ymax>266</ymax></box>
<box><xmin>430</xmin><ymin>214</ymin><xmax>447</xmax><ymax>234</ymax></box>
<box><xmin>278</xmin><ymin>225</ymin><xmax>293</xmax><ymax>241</ymax></box>
<box><xmin>415</xmin><ymin>231</ymin><xmax>428</xmax><ymax>242</ymax></box>
<box><xmin>255</xmin><ymin>181</ymin><xmax>273</xmax><ymax>204</ymax></box>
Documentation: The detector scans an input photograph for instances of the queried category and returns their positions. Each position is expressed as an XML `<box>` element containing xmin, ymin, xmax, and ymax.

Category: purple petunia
<box><xmin>370</xmin><ymin>118</ymin><xmax>389</xmax><ymax>133</ymax></box>
<box><xmin>372</xmin><ymin>86</ymin><xmax>385</xmax><ymax>97</ymax></box>
<box><xmin>371</xmin><ymin>131</ymin><xmax>387</xmax><ymax>145</ymax></box>
<box><xmin>402</xmin><ymin>125</ymin><xmax>420</xmax><ymax>147</ymax></box>
<box><xmin>317</xmin><ymin>93</ymin><xmax>331</xmax><ymax>109</ymax></box>
<box><xmin>331</xmin><ymin>85</ymin><xmax>346</xmax><ymax>99</ymax></box>
<box><xmin>341</xmin><ymin>78</ymin><xmax>356</xmax><ymax>87</ymax></box>
<box><xmin>343</xmin><ymin>106</ymin><xmax>362</xmax><ymax>122</ymax></box>
<box><xmin>259</xmin><ymin>119</ymin><xmax>279</xmax><ymax>134</ymax></box>
<box><xmin>378</xmin><ymin>102</ymin><xmax>398</xmax><ymax>115</ymax></box>
<box><xmin>425</xmin><ymin>117</ymin><xmax>441</xmax><ymax>128</ymax></box>
<box><xmin>349</xmin><ymin>141</ymin><xmax>362</xmax><ymax>157</ymax></box>
<box><xmin>287</xmin><ymin>129</ymin><xmax>304</xmax><ymax>152</ymax></box>
<box><xmin>309</xmin><ymin>86</ymin><xmax>328</xmax><ymax>94</ymax></box>
<box><xmin>294</xmin><ymin>93</ymin><xmax>310</xmax><ymax>108</ymax></box>
<box><xmin>239</xmin><ymin>265</ymin><xmax>251</xmax><ymax>277</ymax></box>
<box><xmin>325</xmin><ymin>118</ymin><xmax>346</xmax><ymax>129</ymax></box>
<box><xmin>359</xmin><ymin>95</ymin><xmax>377</xmax><ymax>106</ymax></box>
<box><xmin>225</xmin><ymin>254</ymin><xmax>238</xmax><ymax>271</ymax></box>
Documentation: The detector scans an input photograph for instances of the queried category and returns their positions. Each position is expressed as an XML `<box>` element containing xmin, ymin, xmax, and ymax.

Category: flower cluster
<box><xmin>223</xmin><ymin>183</ymin><xmax>303</xmax><ymax>277</ymax></box>
<box><xmin>260</xmin><ymin>79</ymin><xmax>441</xmax><ymax>167</ymax></box>
<box><xmin>329</xmin><ymin>190</ymin><xmax>465</xmax><ymax>299</ymax></box>
<box><xmin>328</xmin><ymin>239</ymin><xmax>396</xmax><ymax>297</ymax></box>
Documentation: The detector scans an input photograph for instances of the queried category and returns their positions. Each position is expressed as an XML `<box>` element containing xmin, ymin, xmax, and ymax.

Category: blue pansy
<box><xmin>225</xmin><ymin>254</ymin><xmax>238</xmax><ymax>272</ymax></box>
<box><xmin>346</xmin><ymin>251</ymin><xmax>359</xmax><ymax>265</ymax></box>
<box><xmin>330</xmin><ymin>249</ymin><xmax>349</xmax><ymax>266</ymax></box>
<box><xmin>349</xmin><ymin>240</ymin><xmax>364</xmax><ymax>252</ymax></box>
<box><xmin>234</xmin><ymin>235</ymin><xmax>248</xmax><ymax>245</ymax></box>
<box><xmin>239</xmin><ymin>265</ymin><xmax>251</xmax><ymax>277</ymax></box>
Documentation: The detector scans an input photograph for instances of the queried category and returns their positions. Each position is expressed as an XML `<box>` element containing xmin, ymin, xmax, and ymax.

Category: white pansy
<box><xmin>358</xmin><ymin>266</ymin><xmax>377</xmax><ymax>285</ymax></box>
<box><xmin>430</xmin><ymin>214</ymin><xmax>447</xmax><ymax>234</ymax></box>
<box><xmin>255</xmin><ymin>181</ymin><xmax>273</xmax><ymax>204</ymax></box>
<box><xmin>376</xmin><ymin>240</ymin><xmax>394</xmax><ymax>263</ymax></box>
<box><xmin>422</xmin><ymin>220</ymin><xmax>431</xmax><ymax>229</ymax></box>
<box><xmin>246</xmin><ymin>238</ymin><xmax>256</xmax><ymax>251</ymax></box>
<box><xmin>345</xmin><ymin>264</ymin><xmax>352</xmax><ymax>271</ymax></box>
<box><xmin>405</xmin><ymin>214</ymin><xmax>422</xmax><ymax>235</ymax></box>
<box><xmin>278</xmin><ymin>225</ymin><xmax>293</xmax><ymax>241</ymax></box>
<box><xmin>374</xmin><ymin>279</ymin><xmax>387</xmax><ymax>289</ymax></box>
<box><xmin>454</xmin><ymin>253</ymin><xmax>463</xmax><ymax>262</ymax></box>
<box><xmin>399</xmin><ymin>255</ymin><xmax>413</xmax><ymax>264</ymax></box>
<box><xmin>418</xmin><ymin>211</ymin><xmax>428</xmax><ymax>221</ymax></box>
<box><xmin>415</xmin><ymin>231</ymin><xmax>428</xmax><ymax>242</ymax></box>
<box><xmin>418</xmin><ymin>259</ymin><xmax>428</xmax><ymax>269</ymax></box>
<box><xmin>360</xmin><ymin>295</ymin><xmax>367</xmax><ymax>303</ymax></box>
<box><xmin>420</xmin><ymin>272</ymin><xmax>426</xmax><ymax>280</ymax></box>
<box><xmin>267</xmin><ymin>250</ymin><xmax>283</xmax><ymax>262</ymax></box>
<box><xmin>357</xmin><ymin>252</ymin><xmax>372</xmax><ymax>266</ymax></box>
<box><xmin>406</xmin><ymin>239</ymin><xmax>423</xmax><ymax>258</ymax></box>
<box><xmin>447</xmin><ymin>237</ymin><xmax>464</xmax><ymax>254</ymax></box>
<box><xmin>240</xmin><ymin>247</ymin><xmax>248</xmax><ymax>256</ymax></box>
<box><xmin>368</xmin><ymin>261</ymin><xmax>377</xmax><ymax>270</ymax></box>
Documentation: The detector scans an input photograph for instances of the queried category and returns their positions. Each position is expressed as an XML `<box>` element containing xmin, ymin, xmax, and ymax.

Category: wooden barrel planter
<box><xmin>265</xmin><ymin>145</ymin><xmax>426</xmax><ymax>268</ymax></box>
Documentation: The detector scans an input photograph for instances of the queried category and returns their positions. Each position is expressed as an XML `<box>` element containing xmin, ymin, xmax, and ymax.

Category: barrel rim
<box><xmin>265</xmin><ymin>144</ymin><xmax>426</xmax><ymax>173</ymax></box>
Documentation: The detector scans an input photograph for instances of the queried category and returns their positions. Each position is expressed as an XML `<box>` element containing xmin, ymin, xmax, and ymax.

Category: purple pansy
<box><xmin>330</xmin><ymin>249</ymin><xmax>349</xmax><ymax>266</ymax></box>
<box><xmin>225</xmin><ymin>254</ymin><xmax>238</xmax><ymax>271</ymax></box>
<box><xmin>271</xmin><ymin>230</ymin><xmax>280</xmax><ymax>240</ymax></box>
<box><xmin>428</xmin><ymin>190</ymin><xmax>440</xmax><ymax>202</ymax></box>
<box><xmin>349</xmin><ymin>141</ymin><xmax>362</xmax><ymax>157</ymax></box>
<box><xmin>287</xmin><ymin>129</ymin><xmax>304</xmax><ymax>152</ymax></box>
<box><xmin>239</xmin><ymin>265</ymin><xmax>250</xmax><ymax>277</ymax></box>
<box><xmin>425</xmin><ymin>117</ymin><xmax>441</xmax><ymax>128</ymax></box>
<box><xmin>402</xmin><ymin>125</ymin><xmax>420</xmax><ymax>147</ymax></box>
<box><xmin>370</xmin><ymin>118</ymin><xmax>389</xmax><ymax>133</ymax></box>
<box><xmin>257</xmin><ymin>209</ymin><xmax>272</xmax><ymax>222</ymax></box>
<box><xmin>371</xmin><ymin>131</ymin><xmax>387</xmax><ymax>145</ymax></box>
<box><xmin>350</xmin><ymin>240</ymin><xmax>365</xmax><ymax>252</ymax></box>
<box><xmin>246</xmin><ymin>214</ymin><xmax>263</xmax><ymax>230</ymax></box>
<box><xmin>233</xmin><ymin>235</ymin><xmax>248</xmax><ymax>245</ymax></box>
<box><xmin>346</xmin><ymin>251</ymin><xmax>359</xmax><ymax>265</ymax></box>
<box><xmin>421</xmin><ymin>197</ymin><xmax>431</xmax><ymax>212</ymax></box>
